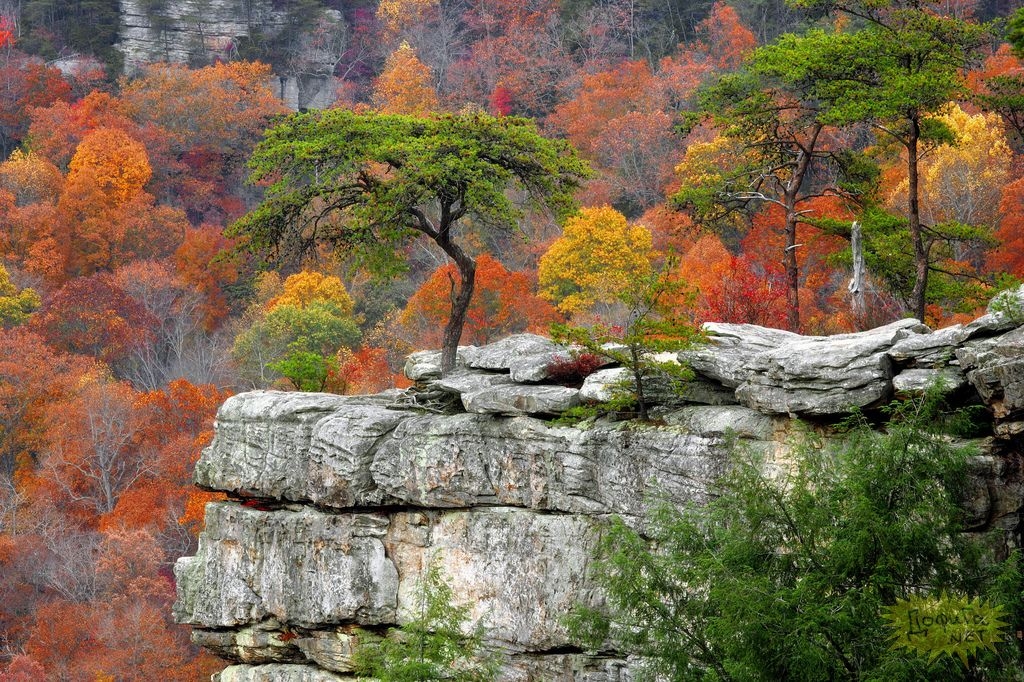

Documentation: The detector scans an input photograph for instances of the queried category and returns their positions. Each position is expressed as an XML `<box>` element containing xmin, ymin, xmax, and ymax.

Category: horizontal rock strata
<box><xmin>178</xmin><ymin>291</ymin><xmax>1024</xmax><ymax>680</ymax></box>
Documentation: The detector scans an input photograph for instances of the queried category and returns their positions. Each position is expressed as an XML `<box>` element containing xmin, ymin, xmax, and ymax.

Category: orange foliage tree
<box><xmin>678</xmin><ymin>233</ymin><xmax>787</xmax><ymax>327</ymax></box>
<box><xmin>0</xmin><ymin>329</ymin><xmax>97</xmax><ymax>481</ymax></box>
<box><xmin>41</xmin><ymin>379</ymin><xmax>149</xmax><ymax>517</ymax></box>
<box><xmin>372</xmin><ymin>42</ymin><xmax>440</xmax><ymax>115</ymax></box>
<box><xmin>32</xmin><ymin>274</ymin><xmax>157</xmax><ymax>370</ymax></box>
<box><xmin>401</xmin><ymin>253</ymin><xmax>561</xmax><ymax>349</ymax></box>
<box><xmin>174</xmin><ymin>225</ymin><xmax>239</xmax><ymax>327</ymax></box>
<box><xmin>0</xmin><ymin>53</ymin><xmax>72</xmax><ymax>155</ymax></box>
<box><xmin>66</xmin><ymin>127</ymin><xmax>152</xmax><ymax>206</ymax></box>
<box><xmin>989</xmin><ymin>177</ymin><xmax>1024</xmax><ymax>278</ymax></box>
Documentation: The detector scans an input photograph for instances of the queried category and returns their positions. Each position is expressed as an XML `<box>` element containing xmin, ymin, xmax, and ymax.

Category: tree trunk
<box><xmin>781</xmin><ymin>124</ymin><xmax>819</xmax><ymax>333</ymax></box>
<box><xmin>907</xmin><ymin>116</ymin><xmax>928</xmax><ymax>322</ymax></box>
<box><xmin>437</xmin><ymin>235</ymin><xmax>476</xmax><ymax>376</ymax></box>
<box><xmin>784</xmin><ymin>209</ymin><xmax>800</xmax><ymax>332</ymax></box>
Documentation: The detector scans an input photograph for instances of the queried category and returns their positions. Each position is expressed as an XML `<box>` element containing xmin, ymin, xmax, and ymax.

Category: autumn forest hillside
<box><xmin>1</xmin><ymin>0</ymin><xmax>1024</xmax><ymax>677</ymax></box>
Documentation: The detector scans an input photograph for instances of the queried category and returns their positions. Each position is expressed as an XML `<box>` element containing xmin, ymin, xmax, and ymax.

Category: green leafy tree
<box><xmin>232</xmin><ymin>299</ymin><xmax>361</xmax><ymax>389</ymax></box>
<box><xmin>572</xmin><ymin>395</ymin><xmax>1024</xmax><ymax>680</ymax></box>
<box><xmin>354</xmin><ymin>561</ymin><xmax>500</xmax><ymax>681</ymax></box>
<box><xmin>231</xmin><ymin>272</ymin><xmax>361</xmax><ymax>390</ymax></box>
<box><xmin>552</xmin><ymin>257</ymin><xmax>698</xmax><ymax>421</ymax></box>
<box><xmin>229</xmin><ymin>110</ymin><xmax>589</xmax><ymax>376</ymax></box>
<box><xmin>773</xmin><ymin>1</ymin><xmax>989</xmax><ymax>321</ymax></box>
<box><xmin>676</xmin><ymin>41</ymin><xmax>872</xmax><ymax>331</ymax></box>
<box><xmin>268</xmin><ymin>350</ymin><xmax>339</xmax><ymax>392</ymax></box>
<box><xmin>0</xmin><ymin>265</ymin><xmax>40</xmax><ymax>328</ymax></box>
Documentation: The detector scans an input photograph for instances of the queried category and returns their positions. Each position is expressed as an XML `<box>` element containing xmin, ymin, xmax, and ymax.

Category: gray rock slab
<box><xmin>174</xmin><ymin>503</ymin><xmax>398</xmax><ymax>629</ymax></box>
<box><xmin>659</xmin><ymin>405</ymin><xmax>777</xmax><ymax>440</ymax></box>
<box><xmin>462</xmin><ymin>384</ymin><xmax>581</xmax><ymax>415</ymax></box>
<box><xmin>195</xmin><ymin>392</ymin><xmax>411</xmax><ymax>507</ymax></box>
<box><xmin>684</xmin><ymin>323</ymin><xmax>806</xmax><ymax>387</ymax></box>
<box><xmin>888</xmin><ymin>324</ymin><xmax>961</xmax><ymax>367</ymax></box>
<box><xmin>462</xmin><ymin>333</ymin><xmax>573</xmax><ymax>383</ymax></box>
<box><xmin>192</xmin><ymin>620</ymin><xmax>302</xmax><ymax>665</ymax></box>
<box><xmin>892</xmin><ymin>367</ymin><xmax>967</xmax><ymax>395</ymax></box>
<box><xmin>578</xmin><ymin>365</ymin><xmax>711</xmax><ymax>406</ymax></box>
<box><xmin>404</xmin><ymin>346</ymin><xmax>471</xmax><ymax>381</ymax></box>
<box><xmin>957</xmin><ymin>326</ymin><xmax>1024</xmax><ymax>429</ymax></box>
<box><xmin>294</xmin><ymin>631</ymin><xmax>358</xmax><ymax>674</ymax></box>
<box><xmin>432</xmin><ymin>371</ymin><xmax>516</xmax><ymax>395</ymax></box>
<box><xmin>387</xmin><ymin>509</ymin><xmax>601</xmax><ymax>650</ymax></box>
<box><xmin>215</xmin><ymin>664</ymin><xmax>347</xmax><ymax>682</ymax></box>
<box><xmin>579</xmin><ymin>367</ymin><xmax>630</xmax><ymax>403</ymax></box>
<box><xmin>369</xmin><ymin>415</ymin><xmax>731</xmax><ymax>518</ymax></box>
<box><xmin>734</xmin><ymin>319</ymin><xmax>927</xmax><ymax>415</ymax></box>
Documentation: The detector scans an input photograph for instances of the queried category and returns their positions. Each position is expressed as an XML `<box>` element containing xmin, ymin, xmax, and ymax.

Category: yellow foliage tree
<box><xmin>538</xmin><ymin>206</ymin><xmax>654</xmax><ymax>316</ymax></box>
<box><xmin>371</xmin><ymin>42</ymin><xmax>439</xmax><ymax>116</ymax></box>
<box><xmin>66</xmin><ymin>127</ymin><xmax>152</xmax><ymax>206</ymax></box>
<box><xmin>888</xmin><ymin>103</ymin><xmax>1012</xmax><ymax>230</ymax></box>
<box><xmin>0</xmin><ymin>263</ymin><xmax>40</xmax><ymax>327</ymax></box>
<box><xmin>376</xmin><ymin>0</ymin><xmax>439</xmax><ymax>39</ymax></box>
<box><xmin>0</xmin><ymin>149</ymin><xmax>63</xmax><ymax>206</ymax></box>
<box><xmin>674</xmin><ymin>133</ymin><xmax>745</xmax><ymax>191</ymax></box>
<box><xmin>267</xmin><ymin>270</ymin><xmax>356</xmax><ymax>316</ymax></box>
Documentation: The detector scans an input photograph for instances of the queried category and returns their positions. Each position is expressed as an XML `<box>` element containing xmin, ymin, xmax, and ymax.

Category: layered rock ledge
<box><xmin>176</xmin><ymin>295</ymin><xmax>1024</xmax><ymax>681</ymax></box>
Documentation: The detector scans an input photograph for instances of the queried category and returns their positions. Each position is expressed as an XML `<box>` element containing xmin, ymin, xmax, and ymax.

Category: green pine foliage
<box><xmin>354</xmin><ymin>562</ymin><xmax>501</xmax><ymax>682</ymax></box>
<box><xmin>571</xmin><ymin>393</ymin><xmax>1024</xmax><ymax>680</ymax></box>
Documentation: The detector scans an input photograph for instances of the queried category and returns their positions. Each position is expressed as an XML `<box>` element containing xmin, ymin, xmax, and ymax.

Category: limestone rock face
<box><xmin>216</xmin><ymin>664</ymin><xmax>347</xmax><ymax>682</ymax></box>
<box><xmin>174</xmin><ymin>503</ymin><xmax>398</xmax><ymax>629</ymax></box>
<box><xmin>958</xmin><ymin>325</ymin><xmax>1024</xmax><ymax>436</ymax></box>
<box><xmin>117</xmin><ymin>0</ymin><xmax>338</xmax><ymax>109</ymax></box>
<box><xmin>734</xmin><ymin>319</ymin><xmax>927</xmax><ymax>414</ymax></box>
<box><xmin>177</xmin><ymin>315</ymin><xmax>1024</xmax><ymax>680</ymax></box>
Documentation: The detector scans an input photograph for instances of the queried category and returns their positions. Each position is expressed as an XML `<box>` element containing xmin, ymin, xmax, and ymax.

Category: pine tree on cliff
<box><xmin>230</xmin><ymin>110</ymin><xmax>589</xmax><ymax>376</ymax></box>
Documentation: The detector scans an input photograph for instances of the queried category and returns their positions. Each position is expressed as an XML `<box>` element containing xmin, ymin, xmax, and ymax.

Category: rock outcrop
<box><xmin>176</xmin><ymin>294</ymin><xmax>1024</xmax><ymax>681</ymax></box>
<box><xmin>117</xmin><ymin>0</ymin><xmax>339</xmax><ymax>110</ymax></box>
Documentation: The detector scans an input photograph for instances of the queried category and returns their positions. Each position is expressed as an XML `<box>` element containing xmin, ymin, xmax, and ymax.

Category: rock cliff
<box><xmin>175</xmin><ymin>294</ymin><xmax>1024</xmax><ymax>681</ymax></box>
<box><xmin>117</xmin><ymin>0</ymin><xmax>338</xmax><ymax>110</ymax></box>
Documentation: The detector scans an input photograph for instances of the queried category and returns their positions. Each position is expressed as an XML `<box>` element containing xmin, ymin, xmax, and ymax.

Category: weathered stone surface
<box><xmin>433</xmin><ymin>371</ymin><xmax>516</xmax><ymax>395</ymax></box>
<box><xmin>462</xmin><ymin>383</ymin><xmax>581</xmax><ymax>415</ymax></box>
<box><xmin>387</xmin><ymin>509</ymin><xmax>600</xmax><ymax>650</ymax></box>
<box><xmin>957</xmin><ymin>326</ymin><xmax>1024</xmax><ymax>435</ymax></box>
<box><xmin>734</xmin><ymin>319</ymin><xmax>927</xmax><ymax>415</ymax></box>
<box><xmin>892</xmin><ymin>367</ymin><xmax>967</xmax><ymax>395</ymax></box>
<box><xmin>404</xmin><ymin>347</ymin><xmax>469</xmax><ymax>380</ymax></box>
<box><xmin>684</xmin><ymin>323</ymin><xmax>805</xmax><ymax>387</ymax></box>
<box><xmin>191</xmin><ymin>620</ymin><xmax>302</xmax><ymax>664</ymax></box>
<box><xmin>216</xmin><ymin>664</ymin><xmax>346</xmax><ymax>682</ymax></box>
<box><xmin>659</xmin><ymin>405</ymin><xmax>777</xmax><ymax>440</ymax></box>
<box><xmin>217</xmin><ymin>655</ymin><xmax>635</xmax><ymax>681</ymax></box>
<box><xmin>195</xmin><ymin>392</ymin><xmax>409</xmax><ymax>507</ymax></box>
<box><xmin>462</xmin><ymin>333</ymin><xmax>573</xmax><ymax>382</ymax></box>
<box><xmin>965</xmin><ymin>448</ymin><xmax>1024</xmax><ymax>538</ymax></box>
<box><xmin>578</xmin><ymin>366</ymin><xmax>702</xmax><ymax>406</ymax></box>
<box><xmin>293</xmin><ymin>631</ymin><xmax>359</xmax><ymax>673</ymax></box>
<box><xmin>888</xmin><ymin>324</ymin><xmax>961</xmax><ymax>367</ymax></box>
<box><xmin>178</xmin><ymin>314</ymin><xmax>1024</xmax><ymax>682</ymax></box>
<box><xmin>369</xmin><ymin>414</ymin><xmax>729</xmax><ymax>518</ymax></box>
<box><xmin>501</xmin><ymin>655</ymin><xmax>635</xmax><ymax>682</ymax></box>
<box><xmin>174</xmin><ymin>503</ymin><xmax>398</xmax><ymax>629</ymax></box>
<box><xmin>579</xmin><ymin>367</ymin><xmax>629</xmax><ymax>402</ymax></box>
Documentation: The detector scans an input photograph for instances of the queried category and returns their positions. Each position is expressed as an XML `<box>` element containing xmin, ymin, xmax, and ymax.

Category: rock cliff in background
<box><xmin>117</xmin><ymin>0</ymin><xmax>338</xmax><ymax>110</ymax></box>
<box><xmin>175</xmin><ymin>294</ymin><xmax>1024</xmax><ymax>681</ymax></box>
